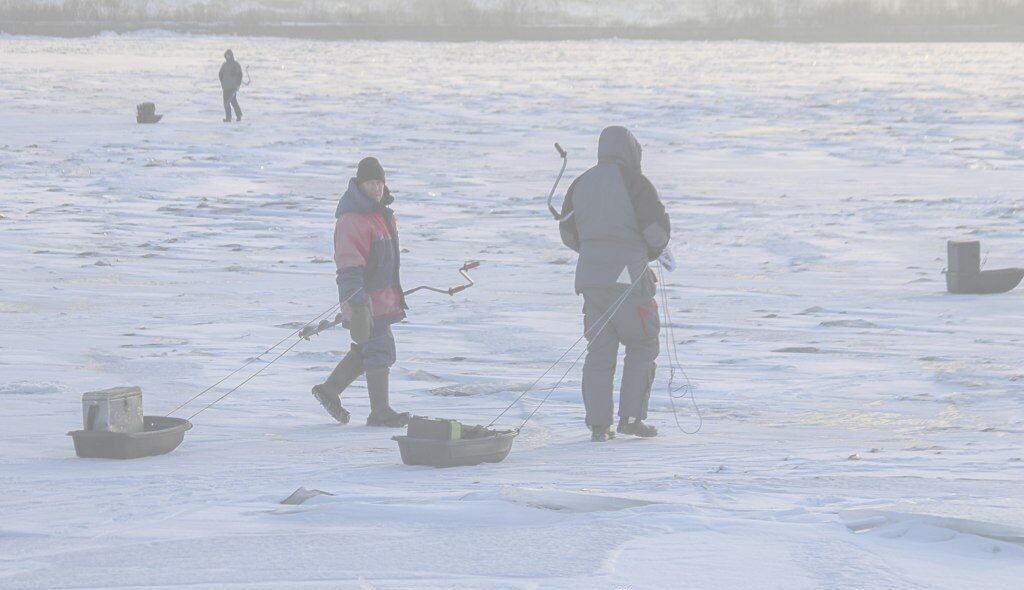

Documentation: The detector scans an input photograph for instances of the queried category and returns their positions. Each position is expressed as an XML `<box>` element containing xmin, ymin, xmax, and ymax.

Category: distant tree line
<box><xmin>2</xmin><ymin>0</ymin><xmax>1023</xmax><ymax>27</ymax></box>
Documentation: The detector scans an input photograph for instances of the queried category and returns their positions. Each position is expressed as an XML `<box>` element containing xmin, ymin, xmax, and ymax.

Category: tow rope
<box><xmin>165</xmin><ymin>261</ymin><xmax>481</xmax><ymax>420</ymax></box>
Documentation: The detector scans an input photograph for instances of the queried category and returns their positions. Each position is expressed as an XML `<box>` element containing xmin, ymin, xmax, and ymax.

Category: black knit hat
<box><xmin>356</xmin><ymin>157</ymin><xmax>385</xmax><ymax>184</ymax></box>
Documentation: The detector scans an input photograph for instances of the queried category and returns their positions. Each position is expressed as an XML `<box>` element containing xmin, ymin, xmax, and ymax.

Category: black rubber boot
<box><xmin>591</xmin><ymin>425</ymin><xmax>616</xmax><ymax>442</ymax></box>
<box><xmin>365</xmin><ymin>368</ymin><xmax>409</xmax><ymax>428</ymax></box>
<box><xmin>311</xmin><ymin>348</ymin><xmax>362</xmax><ymax>424</ymax></box>
<box><xmin>312</xmin><ymin>385</ymin><xmax>351</xmax><ymax>424</ymax></box>
<box><xmin>618</xmin><ymin>417</ymin><xmax>658</xmax><ymax>438</ymax></box>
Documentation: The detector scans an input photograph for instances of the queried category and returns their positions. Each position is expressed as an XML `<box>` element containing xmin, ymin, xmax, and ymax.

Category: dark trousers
<box><xmin>322</xmin><ymin>322</ymin><xmax>397</xmax><ymax>391</ymax></box>
<box><xmin>581</xmin><ymin>285</ymin><xmax>660</xmax><ymax>427</ymax></box>
<box><xmin>222</xmin><ymin>88</ymin><xmax>241</xmax><ymax>120</ymax></box>
<box><xmin>354</xmin><ymin>321</ymin><xmax>397</xmax><ymax>372</ymax></box>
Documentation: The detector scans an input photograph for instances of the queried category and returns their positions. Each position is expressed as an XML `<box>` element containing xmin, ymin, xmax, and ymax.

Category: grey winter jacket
<box><xmin>559</xmin><ymin>126</ymin><xmax>671</xmax><ymax>294</ymax></box>
<box><xmin>219</xmin><ymin>59</ymin><xmax>243</xmax><ymax>91</ymax></box>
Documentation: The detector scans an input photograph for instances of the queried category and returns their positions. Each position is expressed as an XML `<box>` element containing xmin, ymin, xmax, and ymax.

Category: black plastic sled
<box><xmin>68</xmin><ymin>416</ymin><xmax>191</xmax><ymax>459</ymax></box>
<box><xmin>946</xmin><ymin>240</ymin><xmax>1024</xmax><ymax>295</ymax></box>
<box><xmin>393</xmin><ymin>418</ymin><xmax>517</xmax><ymax>468</ymax></box>
<box><xmin>947</xmin><ymin>267</ymin><xmax>1024</xmax><ymax>295</ymax></box>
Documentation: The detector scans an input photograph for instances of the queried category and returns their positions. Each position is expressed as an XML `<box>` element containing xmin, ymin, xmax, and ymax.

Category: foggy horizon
<box><xmin>3</xmin><ymin>0</ymin><xmax>1024</xmax><ymax>39</ymax></box>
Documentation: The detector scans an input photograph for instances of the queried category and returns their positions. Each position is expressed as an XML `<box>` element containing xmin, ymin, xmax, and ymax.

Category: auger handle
<box><xmin>547</xmin><ymin>143</ymin><xmax>569</xmax><ymax>221</ymax></box>
<box><xmin>402</xmin><ymin>261</ymin><xmax>480</xmax><ymax>298</ymax></box>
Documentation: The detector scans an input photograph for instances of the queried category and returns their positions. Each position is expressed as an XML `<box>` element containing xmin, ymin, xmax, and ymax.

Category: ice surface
<box><xmin>0</xmin><ymin>36</ymin><xmax>1023</xmax><ymax>588</ymax></box>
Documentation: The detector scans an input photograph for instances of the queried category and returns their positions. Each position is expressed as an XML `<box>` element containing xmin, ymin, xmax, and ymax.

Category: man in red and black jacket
<box><xmin>312</xmin><ymin>157</ymin><xmax>410</xmax><ymax>427</ymax></box>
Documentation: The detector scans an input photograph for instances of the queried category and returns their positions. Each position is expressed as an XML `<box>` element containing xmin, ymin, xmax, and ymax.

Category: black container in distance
<box><xmin>946</xmin><ymin>240</ymin><xmax>1024</xmax><ymax>294</ymax></box>
<box><xmin>136</xmin><ymin>102</ymin><xmax>163</xmax><ymax>124</ymax></box>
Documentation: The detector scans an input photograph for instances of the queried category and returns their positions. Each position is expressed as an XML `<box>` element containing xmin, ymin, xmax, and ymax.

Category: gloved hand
<box><xmin>349</xmin><ymin>305</ymin><xmax>374</xmax><ymax>344</ymax></box>
<box><xmin>658</xmin><ymin>247</ymin><xmax>677</xmax><ymax>273</ymax></box>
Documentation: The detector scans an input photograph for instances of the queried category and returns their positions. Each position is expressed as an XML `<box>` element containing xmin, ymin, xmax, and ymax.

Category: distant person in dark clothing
<box><xmin>219</xmin><ymin>49</ymin><xmax>243</xmax><ymax>122</ymax></box>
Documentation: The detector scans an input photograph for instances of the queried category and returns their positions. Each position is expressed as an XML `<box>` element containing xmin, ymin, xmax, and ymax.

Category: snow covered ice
<box><xmin>1</xmin><ymin>35</ymin><xmax>1024</xmax><ymax>588</ymax></box>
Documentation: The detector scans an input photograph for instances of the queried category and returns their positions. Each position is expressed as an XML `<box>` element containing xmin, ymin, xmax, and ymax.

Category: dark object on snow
<box><xmin>136</xmin><ymin>102</ymin><xmax>162</xmax><ymax>124</ymax></box>
<box><xmin>393</xmin><ymin>419</ymin><xmax>517</xmax><ymax>467</ymax></box>
<box><xmin>68</xmin><ymin>415</ymin><xmax>191</xmax><ymax>459</ymax></box>
<box><xmin>946</xmin><ymin>240</ymin><xmax>1024</xmax><ymax>295</ymax></box>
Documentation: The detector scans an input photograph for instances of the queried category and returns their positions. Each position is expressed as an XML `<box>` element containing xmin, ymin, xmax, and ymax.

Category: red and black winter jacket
<box><xmin>334</xmin><ymin>178</ymin><xmax>408</xmax><ymax>325</ymax></box>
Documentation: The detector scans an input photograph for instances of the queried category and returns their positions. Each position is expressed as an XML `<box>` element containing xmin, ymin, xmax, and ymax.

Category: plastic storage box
<box><xmin>82</xmin><ymin>386</ymin><xmax>144</xmax><ymax>434</ymax></box>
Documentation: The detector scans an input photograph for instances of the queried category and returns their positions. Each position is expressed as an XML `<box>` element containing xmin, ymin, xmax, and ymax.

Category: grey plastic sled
<box><xmin>946</xmin><ymin>240</ymin><xmax>1024</xmax><ymax>295</ymax></box>
<box><xmin>392</xmin><ymin>422</ymin><xmax>518</xmax><ymax>468</ymax></box>
<box><xmin>68</xmin><ymin>416</ymin><xmax>191</xmax><ymax>459</ymax></box>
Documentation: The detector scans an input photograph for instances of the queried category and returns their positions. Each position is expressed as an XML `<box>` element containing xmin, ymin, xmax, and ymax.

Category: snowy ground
<box><xmin>1</xmin><ymin>36</ymin><xmax>1023</xmax><ymax>589</ymax></box>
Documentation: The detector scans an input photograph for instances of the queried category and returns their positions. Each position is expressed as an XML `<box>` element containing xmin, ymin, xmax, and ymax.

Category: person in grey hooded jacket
<box><xmin>219</xmin><ymin>49</ymin><xmax>243</xmax><ymax>122</ymax></box>
<box><xmin>559</xmin><ymin>126</ymin><xmax>671</xmax><ymax>441</ymax></box>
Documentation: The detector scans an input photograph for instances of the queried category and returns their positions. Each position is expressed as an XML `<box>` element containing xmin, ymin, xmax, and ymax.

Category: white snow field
<box><xmin>1</xmin><ymin>36</ymin><xmax>1023</xmax><ymax>589</ymax></box>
